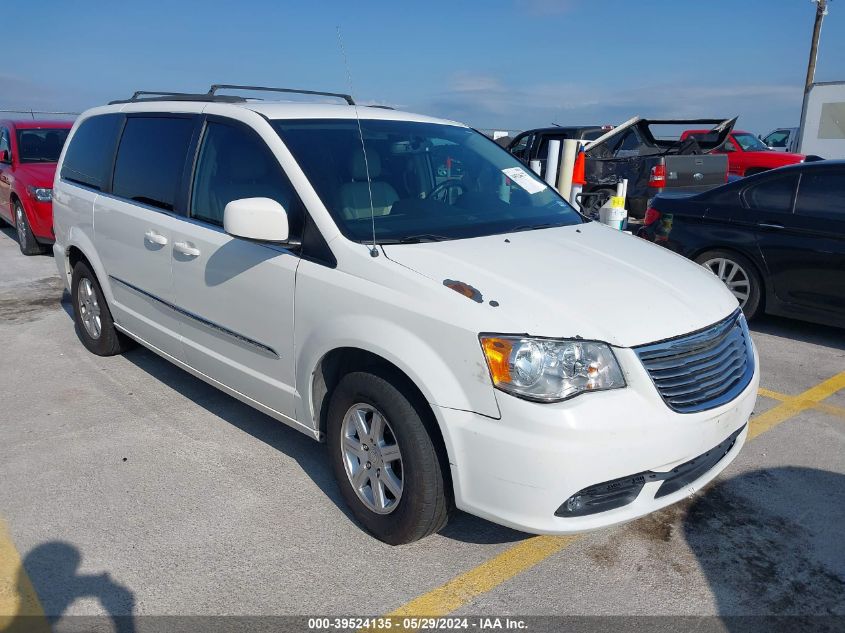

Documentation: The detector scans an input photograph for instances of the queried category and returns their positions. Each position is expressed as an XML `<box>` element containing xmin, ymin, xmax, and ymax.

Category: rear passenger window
<box><xmin>61</xmin><ymin>114</ymin><xmax>122</xmax><ymax>190</ymax></box>
<box><xmin>190</xmin><ymin>121</ymin><xmax>302</xmax><ymax>236</ymax></box>
<box><xmin>743</xmin><ymin>174</ymin><xmax>798</xmax><ymax>213</ymax></box>
<box><xmin>796</xmin><ymin>171</ymin><xmax>845</xmax><ymax>220</ymax></box>
<box><xmin>112</xmin><ymin>116</ymin><xmax>195</xmax><ymax>211</ymax></box>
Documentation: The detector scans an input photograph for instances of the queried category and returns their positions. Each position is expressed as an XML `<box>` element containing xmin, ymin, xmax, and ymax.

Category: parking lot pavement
<box><xmin>0</xmin><ymin>226</ymin><xmax>843</xmax><ymax>628</ymax></box>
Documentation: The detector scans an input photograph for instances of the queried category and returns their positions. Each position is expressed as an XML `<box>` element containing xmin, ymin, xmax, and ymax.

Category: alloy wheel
<box><xmin>340</xmin><ymin>403</ymin><xmax>404</xmax><ymax>515</ymax></box>
<box><xmin>77</xmin><ymin>277</ymin><xmax>102</xmax><ymax>339</ymax></box>
<box><xmin>15</xmin><ymin>205</ymin><xmax>27</xmax><ymax>245</ymax></box>
<box><xmin>702</xmin><ymin>257</ymin><xmax>751</xmax><ymax>308</ymax></box>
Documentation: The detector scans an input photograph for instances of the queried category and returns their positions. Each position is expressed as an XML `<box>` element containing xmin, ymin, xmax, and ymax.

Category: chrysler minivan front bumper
<box><xmin>435</xmin><ymin>345</ymin><xmax>759</xmax><ymax>535</ymax></box>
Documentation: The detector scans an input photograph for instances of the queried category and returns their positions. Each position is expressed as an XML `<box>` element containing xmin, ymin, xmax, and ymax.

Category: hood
<box><xmin>744</xmin><ymin>151</ymin><xmax>805</xmax><ymax>166</ymax></box>
<box><xmin>382</xmin><ymin>222</ymin><xmax>738</xmax><ymax>348</ymax></box>
<box><xmin>13</xmin><ymin>162</ymin><xmax>58</xmax><ymax>188</ymax></box>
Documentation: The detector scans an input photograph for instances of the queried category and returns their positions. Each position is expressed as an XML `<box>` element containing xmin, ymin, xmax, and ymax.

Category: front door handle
<box><xmin>757</xmin><ymin>222</ymin><xmax>784</xmax><ymax>230</ymax></box>
<box><xmin>144</xmin><ymin>230</ymin><xmax>168</xmax><ymax>245</ymax></box>
<box><xmin>173</xmin><ymin>241</ymin><xmax>201</xmax><ymax>257</ymax></box>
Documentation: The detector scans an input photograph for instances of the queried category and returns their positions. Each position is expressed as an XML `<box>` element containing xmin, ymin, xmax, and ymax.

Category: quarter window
<box><xmin>743</xmin><ymin>174</ymin><xmax>798</xmax><ymax>213</ymax></box>
<box><xmin>190</xmin><ymin>121</ymin><xmax>302</xmax><ymax>235</ymax></box>
<box><xmin>112</xmin><ymin>116</ymin><xmax>195</xmax><ymax>211</ymax></box>
<box><xmin>795</xmin><ymin>171</ymin><xmax>845</xmax><ymax>220</ymax></box>
<box><xmin>61</xmin><ymin>114</ymin><xmax>123</xmax><ymax>191</ymax></box>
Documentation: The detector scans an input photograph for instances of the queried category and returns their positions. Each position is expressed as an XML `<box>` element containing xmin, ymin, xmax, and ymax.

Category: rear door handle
<box><xmin>757</xmin><ymin>222</ymin><xmax>784</xmax><ymax>230</ymax></box>
<box><xmin>173</xmin><ymin>241</ymin><xmax>201</xmax><ymax>257</ymax></box>
<box><xmin>144</xmin><ymin>230</ymin><xmax>168</xmax><ymax>245</ymax></box>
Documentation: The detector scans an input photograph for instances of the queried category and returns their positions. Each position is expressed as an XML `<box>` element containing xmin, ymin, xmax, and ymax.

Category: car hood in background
<box><xmin>13</xmin><ymin>162</ymin><xmax>59</xmax><ymax>188</ymax></box>
<box><xmin>382</xmin><ymin>222</ymin><xmax>738</xmax><ymax>348</ymax></box>
<box><xmin>740</xmin><ymin>151</ymin><xmax>805</xmax><ymax>167</ymax></box>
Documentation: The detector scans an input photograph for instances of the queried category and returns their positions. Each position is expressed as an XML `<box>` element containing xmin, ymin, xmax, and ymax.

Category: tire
<box><xmin>695</xmin><ymin>250</ymin><xmax>763</xmax><ymax>320</ymax></box>
<box><xmin>326</xmin><ymin>369</ymin><xmax>452</xmax><ymax>544</ymax></box>
<box><xmin>14</xmin><ymin>200</ymin><xmax>46</xmax><ymax>256</ymax></box>
<box><xmin>71</xmin><ymin>261</ymin><xmax>133</xmax><ymax>356</ymax></box>
<box><xmin>582</xmin><ymin>188</ymin><xmax>614</xmax><ymax>216</ymax></box>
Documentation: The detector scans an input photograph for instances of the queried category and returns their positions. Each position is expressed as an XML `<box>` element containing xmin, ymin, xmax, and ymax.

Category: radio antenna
<box><xmin>336</xmin><ymin>26</ymin><xmax>379</xmax><ymax>258</ymax></box>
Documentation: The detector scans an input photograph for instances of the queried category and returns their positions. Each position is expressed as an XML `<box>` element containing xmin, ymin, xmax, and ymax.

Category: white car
<box><xmin>52</xmin><ymin>86</ymin><xmax>759</xmax><ymax>544</ymax></box>
<box><xmin>760</xmin><ymin>127</ymin><xmax>799</xmax><ymax>153</ymax></box>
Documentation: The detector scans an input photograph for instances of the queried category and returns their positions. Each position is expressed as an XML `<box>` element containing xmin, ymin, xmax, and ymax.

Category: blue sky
<box><xmin>5</xmin><ymin>0</ymin><xmax>844</xmax><ymax>134</ymax></box>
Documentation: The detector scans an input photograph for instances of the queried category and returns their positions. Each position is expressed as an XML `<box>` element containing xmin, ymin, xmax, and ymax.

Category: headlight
<box><xmin>480</xmin><ymin>335</ymin><xmax>626</xmax><ymax>402</ymax></box>
<box><xmin>27</xmin><ymin>186</ymin><xmax>52</xmax><ymax>202</ymax></box>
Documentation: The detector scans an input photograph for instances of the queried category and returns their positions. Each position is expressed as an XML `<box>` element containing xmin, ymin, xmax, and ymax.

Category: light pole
<box><xmin>804</xmin><ymin>0</ymin><xmax>829</xmax><ymax>93</ymax></box>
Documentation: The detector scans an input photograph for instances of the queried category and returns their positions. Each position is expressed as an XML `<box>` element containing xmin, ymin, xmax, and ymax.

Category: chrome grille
<box><xmin>634</xmin><ymin>310</ymin><xmax>754</xmax><ymax>413</ymax></box>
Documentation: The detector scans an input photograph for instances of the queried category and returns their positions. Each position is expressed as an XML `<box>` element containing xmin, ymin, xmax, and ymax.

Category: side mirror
<box><xmin>223</xmin><ymin>197</ymin><xmax>292</xmax><ymax>243</ymax></box>
<box><xmin>0</xmin><ymin>150</ymin><xmax>9</xmax><ymax>163</ymax></box>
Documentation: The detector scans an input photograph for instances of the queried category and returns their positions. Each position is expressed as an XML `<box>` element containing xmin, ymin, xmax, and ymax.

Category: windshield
<box><xmin>732</xmin><ymin>133</ymin><xmax>768</xmax><ymax>152</ymax></box>
<box><xmin>273</xmin><ymin>119</ymin><xmax>584</xmax><ymax>243</ymax></box>
<box><xmin>16</xmin><ymin>128</ymin><xmax>70</xmax><ymax>163</ymax></box>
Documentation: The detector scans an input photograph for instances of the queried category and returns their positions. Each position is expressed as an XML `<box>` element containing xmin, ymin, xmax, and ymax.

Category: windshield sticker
<box><xmin>501</xmin><ymin>167</ymin><xmax>547</xmax><ymax>194</ymax></box>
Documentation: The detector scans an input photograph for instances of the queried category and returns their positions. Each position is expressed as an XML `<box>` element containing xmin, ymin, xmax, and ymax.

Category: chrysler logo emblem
<box><xmin>693</xmin><ymin>172</ymin><xmax>704</xmax><ymax>181</ymax></box>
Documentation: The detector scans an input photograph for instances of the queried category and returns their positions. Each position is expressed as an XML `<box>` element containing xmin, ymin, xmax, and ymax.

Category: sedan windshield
<box><xmin>732</xmin><ymin>133</ymin><xmax>769</xmax><ymax>152</ymax></box>
<box><xmin>273</xmin><ymin>119</ymin><xmax>584</xmax><ymax>243</ymax></box>
<box><xmin>16</xmin><ymin>128</ymin><xmax>70</xmax><ymax>163</ymax></box>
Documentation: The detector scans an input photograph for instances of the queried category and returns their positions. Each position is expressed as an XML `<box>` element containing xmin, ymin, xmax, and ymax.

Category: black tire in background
<box><xmin>326</xmin><ymin>369</ymin><xmax>452</xmax><ymax>545</ymax></box>
<box><xmin>695</xmin><ymin>249</ymin><xmax>763</xmax><ymax>320</ymax></box>
<box><xmin>71</xmin><ymin>261</ymin><xmax>133</xmax><ymax>356</ymax></box>
<box><xmin>581</xmin><ymin>187</ymin><xmax>615</xmax><ymax>217</ymax></box>
<box><xmin>15</xmin><ymin>200</ymin><xmax>46</xmax><ymax>256</ymax></box>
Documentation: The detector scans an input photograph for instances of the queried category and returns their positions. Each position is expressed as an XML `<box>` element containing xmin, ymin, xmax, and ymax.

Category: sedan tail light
<box><xmin>643</xmin><ymin>207</ymin><xmax>662</xmax><ymax>226</ymax></box>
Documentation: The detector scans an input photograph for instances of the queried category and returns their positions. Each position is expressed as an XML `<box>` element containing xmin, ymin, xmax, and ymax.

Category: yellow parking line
<box><xmin>0</xmin><ymin>520</ymin><xmax>46</xmax><ymax>631</ymax></box>
<box><xmin>757</xmin><ymin>387</ymin><xmax>788</xmax><ymax>401</ymax></box>
<box><xmin>388</xmin><ymin>535</ymin><xmax>580</xmax><ymax>618</ymax></box>
<box><xmin>749</xmin><ymin>372</ymin><xmax>845</xmax><ymax>440</ymax></box>
<box><xmin>389</xmin><ymin>373</ymin><xmax>845</xmax><ymax>619</ymax></box>
<box><xmin>758</xmin><ymin>385</ymin><xmax>845</xmax><ymax>420</ymax></box>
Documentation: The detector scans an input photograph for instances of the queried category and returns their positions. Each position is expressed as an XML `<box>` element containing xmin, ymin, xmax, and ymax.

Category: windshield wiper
<box><xmin>509</xmin><ymin>223</ymin><xmax>560</xmax><ymax>233</ymax></box>
<box><xmin>397</xmin><ymin>234</ymin><xmax>452</xmax><ymax>244</ymax></box>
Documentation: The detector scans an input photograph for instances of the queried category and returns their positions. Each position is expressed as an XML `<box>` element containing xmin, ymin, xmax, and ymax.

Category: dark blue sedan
<box><xmin>638</xmin><ymin>160</ymin><xmax>845</xmax><ymax>328</ymax></box>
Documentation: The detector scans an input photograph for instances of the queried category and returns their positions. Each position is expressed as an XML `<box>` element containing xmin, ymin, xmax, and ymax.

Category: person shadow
<box><xmin>683</xmin><ymin>466</ymin><xmax>845</xmax><ymax>632</ymax></box>
<box><xmin>5</xmin><ymin>542</ymin><xmax>135</xmax><ymax>633</ymax></box>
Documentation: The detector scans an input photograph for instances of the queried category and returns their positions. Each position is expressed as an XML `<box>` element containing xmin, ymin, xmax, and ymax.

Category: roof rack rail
<box><xmin>0</xmin><ymin>109</ymin><xmax>80</xmax><ymax>118</ymax></box>
<box><xmin>208</xmin><ymin>84</ymin><xmax>355</xmax><ymax>105</ymax></box>
<box><xmin>108</xmin><ymin>91</ymin><xmax>247</xmax><ymax>105</ymax></box>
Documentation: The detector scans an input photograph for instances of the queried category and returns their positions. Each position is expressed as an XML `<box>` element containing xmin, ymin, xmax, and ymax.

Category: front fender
<box><xmin>294</xmin><ymin>260</ymin><xmax>502</xmax><ymax>439</ymax></box>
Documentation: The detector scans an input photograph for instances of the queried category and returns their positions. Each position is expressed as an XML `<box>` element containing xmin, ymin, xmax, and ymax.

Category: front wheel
<box><xmin>15</xmin><ymin>201</ymin><xmax>46</xmax><ymax>256</ymax></box>
<box><xmin>695</xmin><ymin>250</ymin><xmax>763</xmax><ymax>320</ymax></box>
<box><xmin>326</xmin><ymin>369</ymin><xmax>452</xmax><ymax>544</ymax></box>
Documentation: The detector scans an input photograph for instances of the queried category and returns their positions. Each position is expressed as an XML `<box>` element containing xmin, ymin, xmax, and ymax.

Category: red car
<box><xmin>681</xmin><ymin>129</ymin><xmax>804</xmax><ymax>178</ymax></box>
<box><xmin>0</xmin><ymin>120</ymin><xmax>72</xmax><ymax>255</ymax></box>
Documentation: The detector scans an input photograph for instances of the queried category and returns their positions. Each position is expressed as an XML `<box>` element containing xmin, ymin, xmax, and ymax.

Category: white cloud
<box><xmin>423</xmin><ymin>73</ymin><xmax>802</xmax><ymax>134</ymax></box>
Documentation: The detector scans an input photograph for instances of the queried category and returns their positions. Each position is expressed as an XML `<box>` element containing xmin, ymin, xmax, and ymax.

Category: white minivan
<box><xmin>52</xmin><ymin>86</ymin><xmax>759</xmax><ymax>544</ymax></box>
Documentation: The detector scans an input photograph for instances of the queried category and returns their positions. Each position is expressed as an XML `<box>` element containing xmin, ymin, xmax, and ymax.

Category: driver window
<box><xmin>191</xmin><ymin>121</ymin><xmax>303</xmax><ymax>237</ymax></box>
<box><xmin>0</xmin><ymin>129</ymin><xmax>10</xmax><ymax>159</ymax></box>
<box><xmin>766</xmin><ymin>132</ymin><xmax>788</xmax><ymax>148</ymax></box>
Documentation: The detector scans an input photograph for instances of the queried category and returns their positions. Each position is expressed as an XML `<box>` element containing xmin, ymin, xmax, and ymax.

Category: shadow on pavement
<box><xmin>684</xmin><ymin>466</ymin><xmax>845</xmax><ymax>630</ymax></box>
<box><xmin>122</xmin><ymin>346</ymin><xmax>522</xmax><ymax>545</ymax></box>
<box><xmin>749</xmin><ymin>315</ymin><xmax>845</xmax><ymax>351</ymax></box>
<box><xmin>4</xmin><ymin>541</ymin><xmax>135</xmax><ymax>633</ymax></box>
